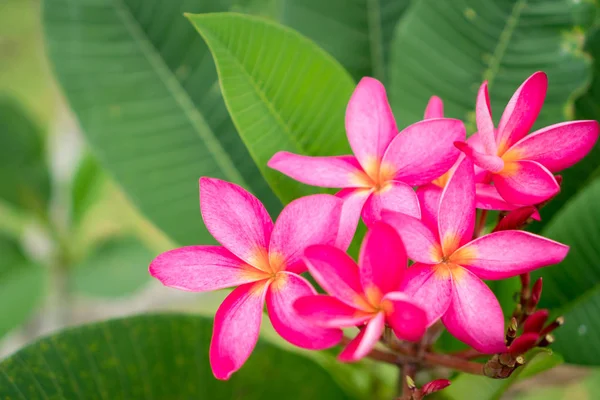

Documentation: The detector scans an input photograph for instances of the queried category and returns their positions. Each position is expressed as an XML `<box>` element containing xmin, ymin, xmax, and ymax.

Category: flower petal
<box><xmin>338</xmin><ymin>312</ymin><xmax>385</xmax><ymax>362</ymax></box>
<box><xmin>400</xmin><ymin>263</ymin><xmax>453</xmax><ymax>326</ymax></box>
<box><xmin>345</xmin><ymin>77</ymin><xmax>398</xmax><ymax>172</ymax></box>
<box><xmin>267</xmin><ymin>152</ymin><xmax>370</xmax><ymax>188</ymax></box>
<box><xmin>383</xmin><ymin>292</ymin><xmax>427</xmax><ymax>342</ymax></box>
<box><xmin>210</xmin><ymin>280</ymin><xmax>268</xmax><ymax>380</ymax></box>
<box><xmin>455</xmin><ymin>141</ymin><xmax>504</xmax><ymax>173</ymax></box>
<box><xmin>294</xmin><ymin>295</ymin><xmax>372</xmax><ymax>328</ymax></box>
<box><xmin>359</xmin><ymin>221</ymin><xmax>407</xmax><ymax>296</ymax></box>
<box><xmin>266</xmin><ymin>272</ymin><xmax>342</xmax><ymax>349</ymax></box>
<box><xmin>270</xmin><ymin>194</ymin><xmax>342</xmax><ymax>274</ymax></box>
<box><xmin>503</xmin><ymin>120</ymin><xmax>599</xmax><ymax>172</ymax></box>
<box><xmin>424</xmin><ymin>96</ymin><xmax>444</xmax><ymax>119</ymax></box>
<box><xmin>336</xmin><ymin>188</ymin><xmax>372</xmax><ymax>250</ymax></box>
<box><xmin>361</xmin><ymin>180</ymin><xmax>420</xmax><ymax>225</ymax></box>
<box><xmin>497</xmin><ymin>72</ymin><xmax>547</xmax><ymax>153</ymax></box>
<box><xmin>438</xmin><ymin>157</ymin><xmax>475</xmax><ymax>255</ymax></box>
<box><xmin>149</xmin><ymin>246</ymin><xmax>268</xmax><ymax>291</ymax></box>
<box><xmin>494</xmin><ymin>160</ymin><xmax>559</xmax><ymax>205</ymax></box>
<box><xmin>382</xmin><ymin>119</ymin><xmax>465</xmax><ymax>186</ymax></box>
<box><xmin>452</xmin><ymin>231</ymin><xmax>569</xmax><ymax>280</ymax></box>
<box><xmin>475</xmin><ymin>184</ymin><xmax>541</xmax><ymax>220</ymax></box>
<box><xmin>475</xmin><ymin>81</ymin><xmax>497</xmax><ymax>154</ymax></box>
<box><xmin>442</xmin><ymin>268</ymin><xmax>507</xmax><ymax>354</ymax></box>
<box><xmin>417</xmin><ymin>184</ymin><xmax>441</xmax><ymax>236</ymax></box>
<box><xmin>381</xmin><ymin>211</ymin><xmax>441</xmax><ymax>264</ymax></box>
<box><xmin>200</xmin><ymin>178</ymin><xmax>273</xmax><ymax>269</ymax></box>
<box><xmin>303</xmin><ymin>245</ymin><xmax>366</xmax><ymax>309</ymax></box>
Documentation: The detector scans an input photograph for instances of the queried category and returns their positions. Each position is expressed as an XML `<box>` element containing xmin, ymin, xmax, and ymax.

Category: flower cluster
<box><xmin>149</xmin><ymin>72</ymin><xmax>598</xmax><ymax>381</ymax></box>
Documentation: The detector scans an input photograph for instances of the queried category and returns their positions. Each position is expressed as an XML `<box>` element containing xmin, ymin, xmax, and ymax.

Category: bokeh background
<box><xmin>1</xmin><ymin>0</ymin><xmax>600</xmax><ymax>398</ymax></box>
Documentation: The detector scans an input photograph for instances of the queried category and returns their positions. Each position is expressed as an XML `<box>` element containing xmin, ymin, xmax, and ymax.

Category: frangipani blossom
<box><xmin>149</xmin><ymin>178</ymin><xmax>343</xmax><ymax>380</ymax></box>
<box><xmin>421</xmin><ymin>96</ymin><xmax>540</xmax><ymax>220</ymax></box>
<box><xmin>456</xmin><ymin>71</ymin><xmax>599</xmax><ymax>205</ymax></box>
<box><xmin>268</xmin><ymin>77</ymin><xmax>465</xmax><ymax>249</ymax></box>
<box><xmin>383</xmin><ymin>157</ymin><xmax>569</xmax><ymax>353</ymax></box>
<box><xmin>295</xmin><ymin>222</ymin><xmax>427</xmax><ymax>362</ymax></box>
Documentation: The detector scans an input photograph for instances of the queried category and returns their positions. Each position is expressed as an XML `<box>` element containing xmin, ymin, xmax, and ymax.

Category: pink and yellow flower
<box><xmin>268</xmin><ymin>77</ymin><xmax>465</xmax><ymax>248</ymax></box>
<box><xmin>149</xmin><ymin>178</ymin><xmax>344</xmax><ymax>379</ymax></box>
<box><xmin>295</xmin><ymin>222</ymin><xmax>427</xmax><ymax>362</ymax></box>
<box><xmin>383</xmin><ymin>157</ymin><xmax>569</xmax><ymax>353</ymax></box>
<box><xmin>456</xmin><ymin>72</ymin><xmax>599</xmax><ymax>205</ymax></box>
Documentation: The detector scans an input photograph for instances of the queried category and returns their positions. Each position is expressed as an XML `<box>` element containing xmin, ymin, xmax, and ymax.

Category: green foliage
<box><xmin>280</xmin><ymin>0</ymin><xmax>410</xmax><ymax>82</ymax></box>
<box><xmin>71</xmin><ymin>237</ymin><xmax>152</xmax><ymax>298</ymax></box>
<box><xmin>0</xmin><ymin>314</ymin><xmax>350</xmax><ymax>399</ymax></box>
<box><xmin>389</xmin><ymin>0</ymin><xmax>593</xmax><ymax>131</ymax></box>
<box><xmin>71</xmin><ymin>154</ymin><xmax>103</xmax><ymax>227</ymax></box>
<box><xmin>188</xmin><ymin>12</ymin><xmax>355</xmax><ymax>204</ymax></box>
<box><xmin>513</xmin><ymin>368</ymin><xmax>600</xmax><ymax>399</ymax></box>
<box><xmin>0</xmin><ymin>234</ymin><xmax>47</xmax><ymax>339</ymax></box>
<box><xmin>0</xmin><ymin>96</ymin><xmax>51</xmax><ymax>215</ymax></box>
<box><xmin>43</xmin><ymin>0</ymin><xmax>280</xmax><ymax>247</ymax></box>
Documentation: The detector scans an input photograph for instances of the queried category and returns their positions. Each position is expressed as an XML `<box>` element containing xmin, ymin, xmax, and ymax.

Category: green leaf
<box><xmin>188</xmin><ymin>12</ymin><xmax>356</xmax><ymax>203</ymax></box>
<box><xmin>71</xmin><ymin>154</ymin><xmax>103</xmax><ymax>226</ymax></box>
<box><xmin>43</xmin><ymin>0</ymin><xmax>281</xmax><ymax>247</ymax></box>
<box><xmin>0</xmin><ymin>234</ymin><xmax>47</xmax><ymax>339</ymax></box>
<box><xmin>532</xmin><ymin>177</ymin><xmax>600</xmax><ymax>365</ymax></box>
<box><xmin>0</xmin><ymin>314</ymin><xmax>351</xmax><ymax>399</ymax></box>
<box><xmin>280</xmin><ymin>0</ymin><xmax>410</xmax><ymax>82</ymax></box>
<box><xmin>389</xmin><ymin>0</ymin><xmax>593</xmax><ymax>132</ymax></box>
<box><xmin>513</xmin><ymin>367</ymin><xmax>600</xmax><ymax>400</ymax></box>
<box><xmin>0</xmin><ymin>96</ymin><xmax>51</xmax><ymax>215</ymax></box>
<box><xmin>442</xmin><ymin>349</ymin><xmax>562</xmax><ymax>400</ymax></box>
<box><xmin>71</xmin><ymin>237</ymin><xmax>152</xmax><ymax>298</ymax></box>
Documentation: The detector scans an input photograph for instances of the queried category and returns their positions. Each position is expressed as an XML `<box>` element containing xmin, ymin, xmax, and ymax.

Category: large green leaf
<box><xmin>513</xmin><ymin>367</ymin><xmax>600</xmax><ymax>399</ymax></box>
<box><xmin>531</xmin><ymin>177</ymin><xmax>600</xmax><ymax>365</ymax></box>
<box><xmin>0</xmin><ymin>314</ymin><xmax>350</xmax><ymax>399</ymax></box>
<box><xmin>43</xmin><ymin>0</ymin><xmax>280</xmax><ymax>247</ymax></box>
<box><xmin>0</xmin><ymin>96</ymin><xmax>51</xmax><ymax>215</ymax></box>
<box><xmin>389</xmin><ymin>0</ymin><xmax>594</xmax><ymax>131</ymax></box>
<box><xmin>71</xmin><ymin>154</ymin><xmax>103</xmax><ymax>226</ymax></box>
<box><xmin>188</xmin><ymin>13</ymin><xmax>356</xmax><ymax>203</ymax></box>
<box><xmin>280</xmin><ymin>0</ymin><xmax>409</xmax><ymax>82</ymax></box>
<box><xmin>0</xmin><ymin>234</ymin><xmax>47</xmax><ymax>339</ymax></box>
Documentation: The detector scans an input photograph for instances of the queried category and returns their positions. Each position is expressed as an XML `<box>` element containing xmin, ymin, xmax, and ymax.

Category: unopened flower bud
<box><xmin>538</xmin><ymin>334</ymin><xmax>555</xmax><ymax>347</ymax></box>
<box><xmin>530</xmin><ymin>278</ymin><xmax>543</xmax><ymax>308</ymax></box>
<box><xmin>509</xmin><ymin>332</ymin><xmax>539</xmax><ymax>356</ymax></box>
<box><xmin>506</xmin><ymin>317</ymin><xmax>518</xmax><ymax>345</ymax></box>
<box><xmin>540</xmin><ymin>316</ymin><xmax>564</xmax><ymax>336</ymax></box>
<box><xmin>494</xmin><ymin>206</ymin><xmax>537</xmax><ymax>232</ymax></box>
<box><xmin>523</xmin><ymin>309</ymin><xmax>549</xmax><ymax>333</ymax></box>
<box><xmin>422</xmin><ymin>379</ymin><xmax>451</xmax><ymax>396</ymax></box>
<box><xmin>405</xmin><ymin>375</ymin><xmax>416</xmax><ymax>390</ymax></box>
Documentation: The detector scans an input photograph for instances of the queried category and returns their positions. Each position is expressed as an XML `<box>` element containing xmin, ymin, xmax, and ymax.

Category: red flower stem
<box><xmin>400</xmin><ymin>362</ymin><xmax>418</xmax><ymax>399</ymax></box>
<box><xmin>474</xmin><ymin>209</ymin><xmax>488</xmax><ymax>238</ymax></box>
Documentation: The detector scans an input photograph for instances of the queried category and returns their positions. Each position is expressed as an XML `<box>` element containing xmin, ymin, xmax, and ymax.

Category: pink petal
<box><xmin>475</xmin><ymin>184</ymin><xmax>542</xmax><ymax>221</ymax></box>
<box><xmin>200</xmin><ymin>178</ymin><xmax>273</xmax><ymax>269</ymax></box>
<box><xmin>400</xmin><ymin>263</ymin><xmax>453</xmax><ymax>326</ymax></box>
<box><xmin>382</xmin><ymin>292</ymin><xmax>427</xmax><ymax>342</ymax></box>
<box><xmin>270</xmin><ymin>194</ymin><xmax>342</xmax><ymax>274</ymax></box>
<box><xmin>345</xmin><ymin>77</ymin><xmax>398</xmax><ymax>172</ymax></box>
<box><xmin>382</xmin><ymin>119</ymin><xmax>465</xmax><ymax>186</ymax></box>
<box><xmin>358</xmin><ymin>221</ymin><xmax>407</xmax><ymax>296</ymax></box>
<box><xmin>455</xmin><ymin>141</ymin><xmax>504</xmax><ymax>173</ymax></box>
<box><xmin>335</xmin><ymin>188</ymin><xmax>372</xmax><ymax>250</ymax></box>
<box><xmin>149</xmin><ymin>246</ymin><xmax>268</xmax><ymax>291</ymax></box>
<box><xmin>267</xmin><ymin>152</ymin><xmax>370</xmax><ymax>188</ymax></box>
<box><xmin>503</xmin><ymin>120</ymin><xmax>599</xmax><ymax>172</ymax></box>
<box><xmin>338</xmin><ymin>312</ymin><xmax>385</xmax><ymax>362</ymax></box>
<box><xmin>381</xmin><ymin>211</ymin><xmax>441</xmax><ymax>264</ymax></box>
<box><xmin>416</xmin><ymin>184</ymin><xmax>441</xmax><ymax>236</ymax></box>
<box><xmin>466</xmin><ymin>134</ymin><xmax>492</xmax><ymax>182</ymax></box>
<box><xmin>497</xmin><ymin>72</ymin><xmax>547</xmax><ymax>153</ymax></box>
<box><xmin>266</xmin><ymin>272</ymin><xmax>342</xmax><ymax>349</ymax></box>
<box><xmin>438</xmin><ymin>157</ymin><xmax>475</xmax><ymax>256</ymax></box>
<box><xmin>294</xmin><ymin>295</ymin><xmax>372</xmax><ymax>328</ymax></box>
<box><xmin>475</xmin><ymin>81</ymin><xmax>498</xmax><ymax>154</ymax></box>
<box><xmin>452</xmin><ymin>231</ymin><xmax>569</xmax><ymax>280</ymax></box>
<box><xmin>494</xmin><ymin>160</ymin><xmax>559</xmax><ymax>205</ymax></box>
<box><xmin>442</xmin><ymin>268</ymin><xmax>507</xmax><ymax>354</ymax></box>
<box><xmin>303</xmin><ymin>245</ymin><xmax>367</xmax><ymax>309</ymax></box>
<box><xmin>210</xmin><ymin>280</ymin><xmax>268</xmax><ymax>380</ymax></box>
<box><xmin>361</xmin><ymin>180</ymin><xmax>420</xmax><ymax>225</ymax></box>
<box><xmin>424</xmin><ymin>96</ymin><xmax>444</xmax><ymax>119</ymax></box>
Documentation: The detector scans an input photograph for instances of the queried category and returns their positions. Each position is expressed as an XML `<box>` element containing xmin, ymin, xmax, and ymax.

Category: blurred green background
<box><xmin>1</xmin><ymin>0</ymin><xmax>600</xmax><ymax>398</ymax></box>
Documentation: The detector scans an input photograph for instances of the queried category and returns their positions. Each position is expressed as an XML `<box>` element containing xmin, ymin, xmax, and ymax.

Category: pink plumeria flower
<box><xmin>420</xmin><ymin>96</ymin><xmax>540</xmax><ymax>221</ymax></box>
<box><xmin>268</xmin><ymin>77</ymin><xmax>465</xmax><ymax>249</ymax></box>
<box><xmin>295</xmin><ymin>222</ymin><xmax>427</xmax><ymax>362</ymax></box>
<box><xmin>149</xmin><ymin>178</ymin><xmax>343</xmax><ymax>380</ymax></box>
<box><xmin>383</xmin><ymin>157</ymin><xmax>569</xmax><ymax>353</ymax></box>
<box><xmin>455</xmin><ymin>71</ymin><xmax>599</xmax><ymax>205</ymax></box>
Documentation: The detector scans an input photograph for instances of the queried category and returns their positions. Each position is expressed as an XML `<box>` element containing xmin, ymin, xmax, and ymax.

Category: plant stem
<box><xmin>400</xmin><ymin>363</ymin><xmax>417</xmax><ymax>398</ymax></box>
